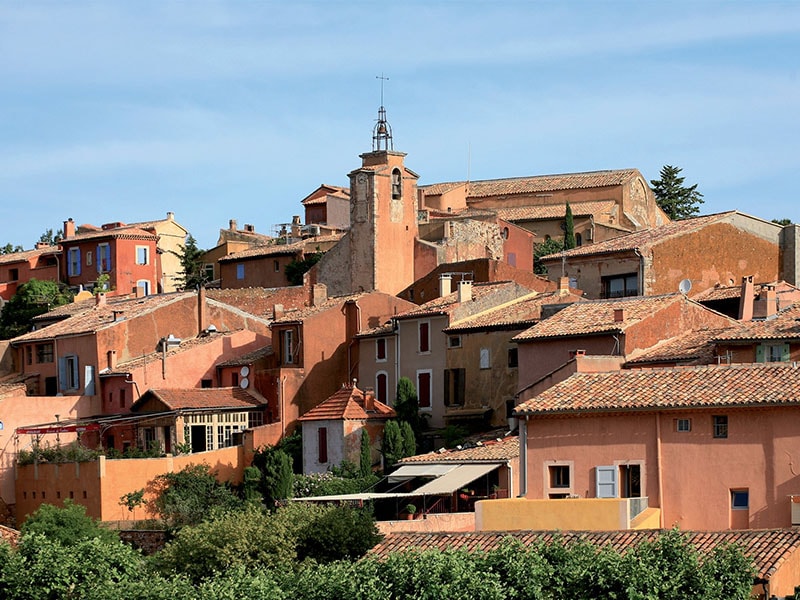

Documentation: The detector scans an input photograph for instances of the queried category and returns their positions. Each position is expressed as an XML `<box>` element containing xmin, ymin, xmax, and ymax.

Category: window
<box><xmin>68</xmin><ymin>248</ymin><xmax>81</xmax><ymax>276</ymax></box>
<box><xmin>135</xmin><ymin>246</ymin><xmax>149</xmax><ymax>265</ymax></box>
<box><xmin>575</xmin><ymin>232</ymin><xmax>582</xmax><ymax>246</ymax></box>
<box><xmin>731</xmin><ymin>489</ymin><xmax>749</xmax><ymax>510</ymax></box>
<box><xmin>97</xmin><ymin>243</ymin><xmax>111</xmax><ymax>273</ymax></box>
<box><xmin>417</xmin><ymin>370</ymin><xmax>432</xmax><ymax>409</ymax></box>
<box><xmin>283</xmin><ymin>329</ymin><xmax>294</xmax><ymax>364</ymax></box>
<box><xmin>248</xmin><ymin>411</ymin><xmax>264</xmax><ymax>428</ymax></box>
<box><xmin>376</xmin><ymin>338</ymin><xmax>387</xmax><ymax>361</ymax></box>
<box><xmin>444</xmin><ymin>368</ymin><xmax>465</xmax><ymax>406</ymax></box>
<box><xmin>620</xmin><ymin>464</ymin><xmax>642</xmax><ymax>498</ymax></box>
<box><xmin>479</xmin><ymin>348</ymin><xmax>490</xmax><ymax>369</ymax></box>
<box><xmin>236</xmin><ymin>263</ymin><xmax>245</xmax><ymax>280</ymax></box>
<box><xmin>274</xmin><ymin>259</ymin><xmax>280</xmax><ymax>272</ymax></box>
<box><xmin>136</xmin><ymin>280</ymin><xmax>150</xmax><ymax>296</ymax></box>
<box><xmin>602</xmin><ymin>273</ymin><xmax>638</xmax><ymax>298</ymax></box>
<box><xmin>376</xmin><ymin>372</ymin><xmax>388</xmax><ymax>405</ymax></box>
<box><xmin>713</xmin><ymin>415</ymin><xmax>728</xmax><ymax>438</ymax></box>
<box><xmin>201</xmin><ymin>379</ymin><xmax>212</xmax><ymax>388</ymax></box>
<box><xmin>676</xmin><ymin>418</ymin><xmax>691</xmax><ymax>432</ymax></box>
<box><xmin>391</xmin><ymin>168</ymin><xmax>402</xmax><ymax>200</ymax></box>
<box><xmin>59</xmin><ymin>355</ymin><xmax>80</xmax><ymax>391</ymax></box>
<box><xmin>204</xmin><ymin>264</ymin><xmax>215</xmax><ymax>281</ymax></box>
<box><xmin>548</xmin><ymin>463</ymin><xmax>573</xmax><ymax>498</ymax></box>
<box><xmin>232</xmin><ymin>372</ymin><xmax>239</xmax><ymax>387</ymax></box>
<box><xmin>448</xmin><ymin>335</ymin><xmax>461</xmax><ymax>348</ymax></box>
<box><xmin>756</xmin><ymin>343</ymin><xmax>789</xmax><ymax>363</ymax></box>
<box><xmin>418</xmin><ymin>321</ymin><xmax>430</xmax><ymax>353</ymax></box>
<box><xmin>9</xmin><ymin>268</ymin><xmax>18</xmax><ymax>281</ymax></box>
<box><xmin>550</xmin><ymin>465</ymin><xmax>570</xmax><ymax>488</ymax></box>
<box><xmin>508</xmin><ymin>347</ymin><xmax>518</xmax><ymax>368</ymax></box>
<box><xmin>36</xmin><ymin>343</ymin><xmax>53</xmax><ymax>364</ymax></box>
<box><xmin>86</xmin><ymin>251</ymin><xmax>92</xmax><ymax>266</ymax></box>
<box><xmin>318</xmin><ymin>427</ymin><xmax>328</xmax><ymax>463</ymax></box>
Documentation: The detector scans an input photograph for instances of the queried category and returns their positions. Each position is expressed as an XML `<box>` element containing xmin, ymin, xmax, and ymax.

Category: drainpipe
<box><xmin>518</xmin><ymin>415</ymin><xmax>528</xmax><ymax>497</ymax></box>
<box><xmin>656</xmin><ymin>412</ymin><xmax>664</xmax><ymax>527</ymax></box>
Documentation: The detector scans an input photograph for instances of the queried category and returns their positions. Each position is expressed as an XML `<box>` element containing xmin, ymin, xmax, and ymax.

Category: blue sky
<box><xmin>2</xmin><ymin>1</ymin><xmax>799</xmax><ymax>250</ymax></box>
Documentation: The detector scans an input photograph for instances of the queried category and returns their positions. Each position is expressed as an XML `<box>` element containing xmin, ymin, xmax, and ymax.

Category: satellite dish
<box><xmin>679</xmin><ymin>279</ymin><xmax>692</xmax><ymax>295</ymax></box>
<box><xmin>240</xmin><ymin>378</ymin><xmax>249</xmax><ymax>389</ymax></box>
<box><xmin>240</xmin><ymin>366</ymin><xmax>250</xmax><ymax>377</ymax></box>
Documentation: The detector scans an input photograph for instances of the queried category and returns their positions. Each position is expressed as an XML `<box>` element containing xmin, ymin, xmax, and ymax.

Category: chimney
<box><xmin>439</xmin><ymin>274</ymin><xmax>453</xmax><ymax>297</ymax></box>
<box><xmin>273</xmin><ymin>303</ymin><xmax>285</xmax><ymax>320</ymax></box>
<box><xmin>457</xmin><ymin>280</ymin><xmax>473</xmax><ymax>303</ymax></box>
<box><xmin>364</xmin><ymin>389</ymin><xmax>375</xmax><ymax>412</ymax></box>
<box><xmin>63</xmin><ymin>218</ymin><xmax>76</xmax><ymax>239</ymax></box>
<box><xmin>35</xmin><ymin>241</ymin><xmax>49</xmax><ymax>250</ymax></box>
<box><xmin>107</xmin><ymin>350</ymin><xmax>117</xmax><ymax>371</ymax></box>
<box><xmin>312</xmin><ymin>283</ymin><xmax>328</xmax><ymax>307</ymax></box>
<box><xmin>613</xmin><ymin>308</ymin><xmax>625</xmax><ymax>322</ymax></box>
<box><xmin>229</xmin><ymin>219</ymin><xmax>238</xmax><ymax>231</ymax></box>
<box><xmin>95</xmin><ymin>292</ymin><xmax>107</xmax><ymax>307</ymax></box>
<box><xmin>291</xmin><ymin>215</ymin><xmax>302</xmax><ymax>239</ymax></box>
<box><xmin>738</xmin><ymin>276</ymin><xmax>755</xmax><ymax>321</ymax></box>
<box><xmin>570</xmin><ymin>349</ymin><xmax>587</xmax><ymax>359</ymax></box>
<box><xmin>754</xmin><ymin>284</ymin><xmax>778</xmax><ymax>319</ymax></box>
<box><xmin>167</xmin><ymin>211</ymin><xmax>174</xmax><ymax>221</ymax></box>
<box><xmin>244</xmin><ymin>224</ymin><xmax>255</xmax><ymax>233</ymax></box>
<box><xmin>198</xmin><ymin>286</ymin><xmax>207</xmax><ymax>334</ymax></box>
<box><xmin>559</xmin><ymin>276</ymin><xmax>571</xmax><ymax>295</ymax></box>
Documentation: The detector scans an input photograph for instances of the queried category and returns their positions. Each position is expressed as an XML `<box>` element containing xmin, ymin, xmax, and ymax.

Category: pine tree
<box><xmin>650</xmin><ymin>165</ymin><xmax>704</xmax><ymax>220</ymax></box>
<box><xmin>400</xmin><ymin>420</ymin><xmax>416</xmax><ymax>457</ymax></box>
<box><xmin>173</xmin><ymin>234</ymin><xmax>207</xmax><ymax>290</ymax></box>
<box><xmin>563</xmin><ymin>203</ymin><xmax>576</xmax><ymax>249</ymax></box>
<box><xmin>381</xmin><ymin>421</ymin><xmax>403</xmax><ymax>471</ymax></box>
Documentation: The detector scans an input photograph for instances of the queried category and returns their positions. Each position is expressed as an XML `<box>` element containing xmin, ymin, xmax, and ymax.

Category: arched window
<box><xmin>391</xmin><ymin>169</ymin><xmax>402</xmax><ymax>200</ymax></box>
<box><xmin>575</xmin><ymin>232</ymin><xmax>582</xmax><ymax>246</ymax></box>
<box><xmin>376</xmin><ymin>371</ymin><xmax>388</xmax><ymax>405</ymax></box>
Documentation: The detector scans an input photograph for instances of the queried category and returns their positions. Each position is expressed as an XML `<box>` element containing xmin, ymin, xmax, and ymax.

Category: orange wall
<box><xmin>220</xmin><ymin>254</ymin><xmax>298</xmax><ymax>289</ymax></box>
<box><xmin>523</xmin><ymin>405</ymin><xmax>800</xmax><ymax>530</ymax></box>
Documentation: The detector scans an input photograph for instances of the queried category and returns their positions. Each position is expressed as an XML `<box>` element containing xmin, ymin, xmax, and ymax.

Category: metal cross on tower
<box><xmin>373</xmin><ymin>73</ymin><xmax>393</xmax><ymax>151</ymax></box>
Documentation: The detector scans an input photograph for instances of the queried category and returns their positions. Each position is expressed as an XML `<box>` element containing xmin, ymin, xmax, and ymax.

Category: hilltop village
<box><xmin>4</xmin><ymin>107</ymin><xmax>800</xmax><ymax>594</ymax></box>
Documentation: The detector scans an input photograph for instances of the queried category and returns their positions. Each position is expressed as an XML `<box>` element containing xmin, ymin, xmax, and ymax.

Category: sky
<box><xmin>1</xmin><ymin>1</ymin><xmax>799</xmax><ymax>250</ymax></box>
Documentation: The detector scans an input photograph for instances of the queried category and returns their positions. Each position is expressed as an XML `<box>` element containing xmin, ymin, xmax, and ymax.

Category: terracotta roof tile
<box><xmin>420</xmin><ymin>169</ymin><xmax>639</xmax><ymax>199</ymax></box>
<box><xmin>216</xmin><ymin>345</ymin><xmax>273</xmax><ymax>367</ymax></box>
<box><xmin>494</xmin><ymin>200</ymin><xmax>617</xmax><ymax>222</ymax></box>
<box><xmin>513</xmin><ymin>294</ymin><xmax>684</xmax><ymax>341</ymax></box>
<box><xmin>61</xmin><ymin>225</ymin><xmax>158</xmax><ymax>243</ymax></box>
<box><xmin>624</xmin><ymin>327</ymin><xmax>732</xmax><ymax>365</ymax></box>
<box><xmin>368</xmin><ymin>528</ymin><xmax>800</xmax><ymax>581</ymax></box>
<box><xmin>0</xmin><ymin>246</ymin><xmax>60</xmax><ymax>265</ymax></box>
<box><xmin>541</xmin><ymin>213</ymin><xmax>731</xmax><ymax>259</ymax></box>
<box><xmin>713</xmin><ymin>304</ymin><xmax>800</xmax><ymax>341</ymax></box>
<box><xmin>132</xmin><ymin>387</ymin><xmax>266</xmax><ymax>412</ymax></box>
<box><xmin>298</xmin><ymin>385</ymin><xmax>395</xmax><ymax>421</ymax></box>
<box><xmin>399</xmin><ymin>434</ymin><xmax>518</xmax><ymax>463</ymax></box>
<box><xmin>396</xmin><ymin>281</ymin><xmax>533</xmax><ymax>321</ymax></box>
<box><xmin>445</xmin><ymin>291</ymin><xmax>581</xmax><ymax>333</ymax></box>
<box><xmin>515</xmin><ymin>362</ymin><xmax>800</xmax><ymax>415</ymax></box>
<box><xmin>219</xmin><ymin>235</ymin><xmax>342</xmax><ymax>262</ymax></box>
<box><xmin>273</xmin><ymin>293</ymin><xmax>365</xmax><ymax>324</ymax></box>
<box><xmin>206</xmin><ymin>287</ymin><xmax>309</xmax><ymax>317</ymax></box>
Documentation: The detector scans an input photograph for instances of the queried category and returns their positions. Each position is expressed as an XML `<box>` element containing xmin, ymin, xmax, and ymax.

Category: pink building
<box><xmin>515</xmin><ymin>362</ymin><xmax>800</xmax><ymax>531</ymax></box>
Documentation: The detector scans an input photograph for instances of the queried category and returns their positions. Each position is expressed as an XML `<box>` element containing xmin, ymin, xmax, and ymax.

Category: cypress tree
<box><xmin>563</xmin><ymin>203</ymin><xmax>576</xmax><ymax>250</ymax></box>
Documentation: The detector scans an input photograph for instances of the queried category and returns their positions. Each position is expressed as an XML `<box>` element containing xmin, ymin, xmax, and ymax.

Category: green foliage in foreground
<box><xmin>0</xmin><ymin>514</ymin><xmax>758</xmax><ymax>600</ymax></box>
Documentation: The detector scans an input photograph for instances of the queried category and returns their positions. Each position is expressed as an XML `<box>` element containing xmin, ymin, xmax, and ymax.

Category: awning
<box><xmin>388</xmin><ymin>463</ymin><xmax>458</xmax><ymax>483</ymax></box>
<box><xmin>413</xmin><ymin>463</ymin><xmax>499</xmax><ymax>496</ymax></box>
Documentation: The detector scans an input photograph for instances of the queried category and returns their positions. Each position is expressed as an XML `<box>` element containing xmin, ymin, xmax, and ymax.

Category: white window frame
<box><xmin>479</xmin><ymin>347</ymin><xmax>490</xmax><ymax>369</ymax></box>
<box><xmin>86</xmin><ymin>250</ymin><xmax>92</xmax><ymax>266</ymax></box>
<box><xmin>376</xmin><ymin>338</ymin><xmax>387</xmax><ymax>362</ymax></box>
<box><xmin>68</xmin><ymin>248</ymin><xmax>81</xmax><ymax>276</ymax></box>
<box><xmin>448</xmin><ymin>335</ymin><xmax>462</xmax><ymax>348</ymax></box>
<box><xmin>416</xmin><ymin>368</ymin><xmax>433</xmax><ymax>411</ymax></box>
<box><xmin>136</xmin><ymin>279</ymin><xmax>150</xmax><ymax>296</ymax></box>
<box><xmin>97</xmin><ymin>243</ymin><xmax>111</xmax><ymax>273</ymax></box>
<box><xmin>135</xmin><ymin>245</ymin><xmax>149</xmax><ymax>265</ymax></box>
<box><xmin>283</xmin><ymin>329</ymin><xmax>294</xmax><ymax>364</ymax></box>
<box><xmin>376</xmin><ymin>370</ymin><xmax>389</xmax><ymax>406</ymax></box>
<box><xmin>545</xmin><ymin>461</ymin><xmax>574</xmax><ymax>498</ymax></box>
<box><xmin>675</xmin><ymin>418</ymin><xmax>691</xmax><ymax>432</ymax></box>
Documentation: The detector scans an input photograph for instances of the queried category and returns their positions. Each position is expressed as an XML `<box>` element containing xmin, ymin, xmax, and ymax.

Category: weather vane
<box><xmin>373</xmin><ymin>73</ymin><xmax>393</xmax><ymax>151</ymax></box>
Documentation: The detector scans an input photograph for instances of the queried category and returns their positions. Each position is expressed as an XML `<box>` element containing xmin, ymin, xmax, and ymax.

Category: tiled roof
<box><xmin>399</xmin><ymin>433</ymin><xmax>518</xmax><ymax>463</ymax></box>
<box><xmin>713</xmin><ymin>304</ymin><xmax>800</xmax><ymax>341</ymax></box>
<box><xmin>354</xmin><ymin>323</ymin><xmax>395</xmax><ymax>339</ymax></box>
<box><xmin>216</xmin><ymin>345</ymin><xmax>273</xmax><ymax>367</ymax></box>
<box><xmin>444</xmin><ymin>291</ymin><xmax>581</xmax><ymax>333</ymax></box>
<box><xmin>624</xmin><ymin>327</ymin><xmax>730</xmax><ymax>365</ymax></box>
<box><xmin>541</xmin><ymin>213</ymin><xmax>731</xmax><ymax>259</ymax></box>
<box><xmin>12</xmin><ymin>292</ymin><xmax>196</xmax><ymax>343</ymax></box>
<box><xmin>206</xmin><ymin>287</ymin><xmax>308</xmax><ymax>317</ymax></box>
<box><xmin>0</xmin><ymin>246</ymin><xmax>59</xmax><ymax>265</ymax></box>
<box><xmin>218</xmin><ymin>235</ymin><xmax>342</xmax><ymax>262</ymax></box>
<box><xmin>515</xmin><ymin>362</ymin><xmax>800</xmax><ymax>415</ymax></box>
<box><xmin>368</xmin><ymin>528</ymin><xmax>800</xmax><ymax>581</ymax></box>
<box><xmin>0</xmin><ymin>525</ymin><xmax>20</xmax><ymax>547</ymax></box>
<box><xmin>513</xmin><ymin>294</ymin><xmax>683</xmax><ymax>341</ymax></box>
<box><xmin>494</xmin><ymin>200</ymin><xmax>617</xmax><ymax>222</ymax></box>
<box><xmin>298</xmin><ymin>385</ymin><xmax>395</xmax><ymax>421</ymax></box>
<box><xmin>301</xmin><ymin>185</ymin><xmax>350</xmax><ymax>205</ymax></box>
<box><xmin>129</xmin><ymin>217</ymin><xmax>188</xmax><ymax>233</ymax></box>
<box><xmin>420</xmin><ymin>169</ymin><xmax>639</xmax><ymax>199</ymax></box>
<box><xmin>396</xmin><ymin>281</ymin><xmax>529</xmax><ymax>321</ymax></box>
<box><xmin>61</xmin><ymin>225</ymin><xmax>158</xmax><ymax>243</ymax></box>
<box><xmin>132</xmin><ymin>387</ymin><xmax>266</xmax><ymax>412</ymax></box>
<box><xmin>272</xmin><ymin>293</ymin><xmax>365</xmax><ymax>324</ymax></box>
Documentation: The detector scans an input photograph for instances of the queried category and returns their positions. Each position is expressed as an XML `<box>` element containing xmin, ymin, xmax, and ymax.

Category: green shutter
<box><xmin>756</xmin><ymin>345</ymin><xmax>765</xmax><ymax>363</ymax></box>
<box><xmin>782</xmin><ymin>343</ymin><xmax>791</xmax><ymax>362</ymax></box>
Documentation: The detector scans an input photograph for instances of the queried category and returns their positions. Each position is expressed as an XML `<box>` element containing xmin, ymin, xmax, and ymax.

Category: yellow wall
<box><xmin>476</xmin><ymin>497</ymin><xmax>642</xmax><ymax>531</ymax></box>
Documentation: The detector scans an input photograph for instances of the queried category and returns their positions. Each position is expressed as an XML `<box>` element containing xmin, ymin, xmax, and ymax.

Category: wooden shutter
<box><xmin>595</xmin><ymin>466</ymin><xmax>618</xmax><ymax>498</ymax></box>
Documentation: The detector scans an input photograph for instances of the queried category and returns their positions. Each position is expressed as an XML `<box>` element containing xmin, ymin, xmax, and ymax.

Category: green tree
<box><xmin>773</xmin><ymin>218</ymin><xmax>793</xmax><ymax>226</ymax></box>
<box><xmin>359</xmin><ymin>429</ymin><xmax>372</xmax><ymax>477</ymax></box>
<box><xmin>1</xmin><ymin>243</ymin><xmax>23</xmax><ymax>255</ymax></box>
<box><xmin>381</xmin><ymin>420</ymin><xmax>404</xmax><ymax>471</ymax></box>
<box><xmin>0</xmin><ymin>279</ymin><xmax>73</xmax><ymax>339</ymax></box>
<box><xmin>146</xmin><ymin>463</ymin><xmax>241</xmax><ymax>530</ymax></box>
<box><xmin>276</xmin><ymin>430</ymin><xmax>303</xmax><ymax>473</ymax></box>
<box><xmin>399</xmin><ymin>420</ymin><xmax>416</xmax><ymax>458</ymax></box>
<box><xmin>533</xmin><ymin>237</ymin><xmax>565</xmax><ymax>275</ymax></box>
<box><xmin>21</xmin><ymin>499</ymin><xmax>118</xmax><ymax>546</ymax></box>
<box><xmin>172</xmin><ymin>234</ymin><xmax>207</xmax><ymax>290</ymax></box>
<box><xmin>252</xmin><ymin>446</ymin><xmax>294</xmax><ymax>507</ymax></box>
<box><xmin>563</xmin><ymin>203</ymin><xmax>576</xmax><ymax>250</ymax></box>
<box><xmin>394</xmin><ymin>376</ymin><xmax>423</xmax><ymax>438</ymax></box>
<box><xmin>650</xmin><ymin>164</ymin><xmax>704</xmax><ymax>220</ymax></box>
<box><xmin>295</xmin><ymin>504</ymin><xmax>382</xmax><ymax>563</ymax></box>
<box><xmin>285</xmin><ymin>251</ymin><xmax>323</xmax><ymax>286</ymax></box>
<box><xmin>38</xmin><ymin>228</ymin><xmax>62</xmax><ymax>246</ymax></box>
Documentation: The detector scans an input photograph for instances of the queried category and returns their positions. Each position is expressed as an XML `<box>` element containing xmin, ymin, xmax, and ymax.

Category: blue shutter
<box><xmin>71</xmin><ymin>356</ymin><xmax>79</xmax><ymax>390</ymax></box>
<box><xmin>58</xmin><ymin>357</ymin><xmax>67</xmax><ymax>390</ymax></box>
<box><xmin>595</xmin><ymin>466</ymin><xmax>618</xmax><ymax>498</ymax></box>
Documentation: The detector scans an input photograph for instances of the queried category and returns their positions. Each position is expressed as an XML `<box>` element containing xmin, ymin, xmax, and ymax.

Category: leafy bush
<box><xmin>17</xmin><ymin>441</ymin><xmax>103</xmax><ymax>466</ymax></box>
<box><xmin>21</xmin><ymin>499</ymin><xmax>119</xmax><ymax>546</ymax></box>
<box><xmin>296</xmin><ymin>504</ymin><xmax>382</xmax><ymax>563</ymax></box>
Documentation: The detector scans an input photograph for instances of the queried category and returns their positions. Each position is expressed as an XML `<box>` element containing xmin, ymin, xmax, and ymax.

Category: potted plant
<box><xmin>403</xmin><ymin>503</ymin><xmax>417</xmax><ymax>520</ymax></box>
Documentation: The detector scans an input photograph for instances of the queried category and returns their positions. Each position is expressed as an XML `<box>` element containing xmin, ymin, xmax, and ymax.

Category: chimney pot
<box><xmin>273</xmin><ymin>304</ymin><xmax>285</xmax><ymax>320</ymax></box>
<box><xmin>107</xmin><ymin>350</ymin><xmax>117</xmax><ymax>371</ymax></box>
<box><xmin>613</xmin><ymin>308</ymin><xmax>625</xmax><ymax>322</ymax></box>
<box><xmin>95</xmin><ymin>292</ymin><xmax>107</xmax><ymax>307</ymax></box>
<box><xmin>559</xmin><ymin>276</ymin><xmax>570</xmax><ymax>293</ymax></box>
<box><xmin>63</xmin><ymin>218</ymin><xmax>76</xmax><ymax>239</ymax></box>
<box><xmin>457</xmin><ymin>280</ymin><xmax>473</xmax><ymax>303</ymax></box>
<box><xmin>365</xmin><ymin>389</ymin><xmax>375</xmax><ymax>412</ymax></box>
<box><xmin>312</xmin><ymin>283</ymin><xmax>328</xmax><ymax>307</ymax></box>
<box><xmin>738</xmin><ymin>275</ymin><xmax>755</xmax><ymax>321</ymax></box>
<box><xmin>439</xmin><ymin>274</ymin><xmax>453</xmax><ymax>297</ymax></box>
<box><xmin>229</xmin><ymin>219</ymin><xmax>237</xmax><ymax>231</ymax></box>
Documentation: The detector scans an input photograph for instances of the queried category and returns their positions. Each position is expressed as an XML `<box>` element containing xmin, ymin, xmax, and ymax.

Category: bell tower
<box><xmin>347</xmin><ymin>101</ymin><xmax>419</xmax><ymax>295</ymax></box>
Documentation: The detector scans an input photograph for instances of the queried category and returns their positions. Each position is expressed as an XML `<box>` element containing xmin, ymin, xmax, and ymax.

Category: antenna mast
<box><xmin>373</xmin><ymin>73</ymin><xmax>393</xmax><ymax>151</ymax></box>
